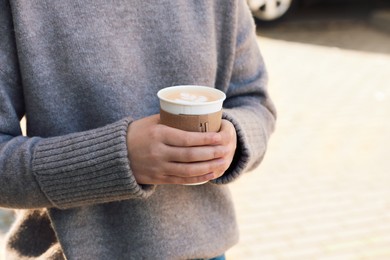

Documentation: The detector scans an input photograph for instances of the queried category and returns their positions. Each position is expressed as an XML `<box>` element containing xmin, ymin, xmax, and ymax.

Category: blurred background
<box><xmin>226</xmin><ymin>0</ymin><xmax>390</xmax><ymax>259</ymax></box>
<box><xmin>1</xmin><ymin>1</ymin><xmax>390</xmax><ymax>259</ymax></box>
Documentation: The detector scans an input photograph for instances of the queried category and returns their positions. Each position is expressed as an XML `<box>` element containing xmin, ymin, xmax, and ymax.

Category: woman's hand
<box><xmin>127</xmin><ymin>114</ymin><xmax>237</xmax><ymax>185</ymax></box>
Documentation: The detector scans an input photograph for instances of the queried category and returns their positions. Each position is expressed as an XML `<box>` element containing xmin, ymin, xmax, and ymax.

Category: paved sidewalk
<box><xmin>226</xmin><ymin>21</ymin><xmax>390</xmax><ymax>259</ymax></box>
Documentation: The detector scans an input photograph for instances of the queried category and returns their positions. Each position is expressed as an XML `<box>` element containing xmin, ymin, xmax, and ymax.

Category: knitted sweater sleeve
<box><xmin>0</xmin><ymin>2</ymin><xmax>154</xmax><ymax>210</ymax></box>
<box><xmin>0</xmin><ymin>115</ymin><xmax>154</xmax><ymax>210</ymax></box>
<box><xmin>212</xmin><ymin>0</ymin><xmax>276</xmax><ymax>184</ymax></box>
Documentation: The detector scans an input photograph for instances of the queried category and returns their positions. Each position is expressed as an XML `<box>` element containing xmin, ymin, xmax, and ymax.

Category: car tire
<box><xmin>247</xmin><ymin>0</ymin><xmax>298</xmax><ymax>24</ymax></box>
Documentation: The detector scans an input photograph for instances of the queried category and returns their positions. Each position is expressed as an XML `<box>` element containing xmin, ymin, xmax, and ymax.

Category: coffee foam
<box><xmin>158</xmin><ymin>85</ymin><xmax>226</xmax><ymax>115</ymax></box>
<box><xmin>174</xmin><ymin>92</ymin><xmax>209</xmax><ymax>103</ymax></box>
<box><xmin>163</xmin><ymin>89</ymin><xmax>220</xmax><ymax>104</ymax></box>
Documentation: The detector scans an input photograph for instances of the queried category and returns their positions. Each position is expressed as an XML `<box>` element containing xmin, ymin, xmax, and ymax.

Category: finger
<box><xmin>218</xmin><ymin>120</ymin><xmax>236</xmax><ymax>144</ymax></box>
<box><xmin>164</xmin><ymin>145</ymin><xmax>228</xmax><ymax>163</ymax></box>
<box><xmin>162</xmin><ymin>172</ymin><xmax>215</xmax><ymax>185</ymax></box>
<box><xmin>160</xmin><ymin>126</ymin><xmax>222</xmax><ymax>147</ymax></box>
<box><xmin>135</xmin><ymin>170</ymin><xmax>215</xmax><ymax>185</ymax></box>
<box><xmin>163</xmin><ymin>158</ymin><xmax>226</xmax><ymax>178</ymax></box>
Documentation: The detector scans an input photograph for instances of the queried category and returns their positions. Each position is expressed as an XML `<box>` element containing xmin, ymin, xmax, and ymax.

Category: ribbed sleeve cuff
<box><xmin>211</xmin><ymin>108</ymin><xmax>268</xmax><ymax>185</ymax></box>
<box><xmin>32</xmin><ymin>118</ymin><xmax>155</xmax><ymax>209</ymax></box>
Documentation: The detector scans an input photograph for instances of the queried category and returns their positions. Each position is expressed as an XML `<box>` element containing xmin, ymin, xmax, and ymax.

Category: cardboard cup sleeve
<box><xmin>160</xmin><ymin>109</ymin><xmax>222</xmax><ymax>132</ymax></box>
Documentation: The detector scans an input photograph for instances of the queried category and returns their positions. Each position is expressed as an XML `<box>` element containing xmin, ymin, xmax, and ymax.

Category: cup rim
<box><xmin>157</xmin><ymin>85</ymin><xmax>226</xmax><ymax>106</ymax></box>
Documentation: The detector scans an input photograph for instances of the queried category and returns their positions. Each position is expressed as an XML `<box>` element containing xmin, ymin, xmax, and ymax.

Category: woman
<box><xmin>0</xmin><ymin>0</ymin><xmax>276</xmax><ymax>259</ymax></box>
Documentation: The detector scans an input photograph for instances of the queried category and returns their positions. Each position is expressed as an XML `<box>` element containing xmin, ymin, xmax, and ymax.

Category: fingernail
<box><xmin>204</xmin><ymin>172</ymin><xmax>213</xmax><ymax>180</ymax></box>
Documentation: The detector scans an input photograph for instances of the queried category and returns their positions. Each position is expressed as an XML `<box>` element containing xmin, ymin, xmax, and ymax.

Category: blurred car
<box><xmin>247</xmin><ymin>0</ymin><xmax>372</xmax><ymax>23</ymax></box>
<box><xmin>247</xmin><ymin>0</ymin><xmax>299</xmax><ymax>23</ymax></box>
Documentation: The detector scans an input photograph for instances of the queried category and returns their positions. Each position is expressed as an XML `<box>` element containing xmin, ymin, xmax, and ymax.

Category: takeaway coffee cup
<box><xmin>157</xmin><ymin>85</ymin><xmax>226</xmax><ymax>132</ymax></box>
<box><xmin>158</xmin><ymin>85</ymin><xmax>226</xmax><ymax>185</ymax></box>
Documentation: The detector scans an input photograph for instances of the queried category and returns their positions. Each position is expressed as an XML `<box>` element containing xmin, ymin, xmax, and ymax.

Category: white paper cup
<box><xmin>157</xmin><ymin>85</ymin><xmax>226</xmax><ymax>132</ymax></box>
<box><xmin>158</xmin><ymin>85</ymin><xmax>226</xmax><ymax>115</ymax></box>
<box><xmin>157</xmin><ymin>85</ymin><xmax>226</xmax><ymax>185</ymax></box>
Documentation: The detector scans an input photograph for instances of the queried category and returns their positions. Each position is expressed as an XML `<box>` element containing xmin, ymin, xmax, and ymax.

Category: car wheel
<box><xmin>247</xmin><ymin>0</ymin><xmax>297</xmax><ymax>23</ymax></box>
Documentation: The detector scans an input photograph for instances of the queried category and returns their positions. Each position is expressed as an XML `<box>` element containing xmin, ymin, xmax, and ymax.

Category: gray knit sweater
<box><xmin>0</xmin><ymin>0</ymin><xmax>276</xmax><ymax>259</ymax></box>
